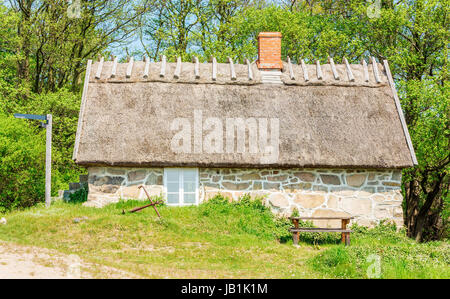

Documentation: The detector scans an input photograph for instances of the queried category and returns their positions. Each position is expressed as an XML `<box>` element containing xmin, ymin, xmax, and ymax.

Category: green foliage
<box><xmin>1</xmin><ymin>89</ymin><xmax>87</xmax><ymax>195</ymax></box>
<box><xmin>310</xmin><ymin>222</ymin><xmax>450</xmax><ymax>278</ymax></box>
<box><xmin>0</xmin><ymin>114</ymin><xmax>46</xmax><ymax>212</ymax></box>
<box><xmin>22</xmin><ymin>90</ymin><xmax>87</xmax><ymax>190</ymax></box>
<box><xmin>68</xmin><ymin>184</ymin><xmax>88</xmax><ymax>204</ymax></box>
<box><xmin>200</xmin><ymin>193</ymin><xmax>292</xmax><ymax>242</ymax></box>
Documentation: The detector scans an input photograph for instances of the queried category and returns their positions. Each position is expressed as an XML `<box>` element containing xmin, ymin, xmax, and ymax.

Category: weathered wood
<box><xmin>193</xmin><ymin>56</ymin><xmax>200</xmax><ymax>79</ymax></box>
<box><xmin>301</xmin><ymin>59</ymin><xmax>309</xmax><ymax>81</ymax></box>
<box><xmin>328</xmin><ymin>57</ymin><xmax>339</xmax><ymax>80</ymax></box>
<box><xmin>143</xmin><ymin>56</ymin><xmax>150</xmax><ymax>78</ymax></box>
<box><xmin>174</xmin><ymin>56</ymin><xmax>182</xmax><ymax>79</ymax></box>
<box><xmin>160</xmin><ymin>55</ymin><xmax>166</xmax><ymax>77</ymax></box>
<box><xmin>289</xmin><ymin>217</ymin><xmax>354</xmax><ymax>220</ymax></box>
<box><xmin>246</xmin><ymin>59</ymin><xmax>253</xmax><ymax>81</ymax></box>
<box><xmin>371</xmin><ymin>57</ymin><xmax>381</xmax><ymax>83</ymax></box>
<box><xmin>289</xmin><ymin>228</ymin><xmax>353</xmax><ymax>233</ymax></box>
<box><xmin>292</xmin><ymin>218</ymin><xmax>300</xmax><ymax>245</ymax></box>
<box><xmin>126</xmin><ymin>56</ymin><xmax>134</xmax><ymax>78</ymax></box>
<box><xmin>345</xmin><ymin>233</ymin><xmax>350</xmax><ymax>246</ymax></box>
<box><xmin>341</xmin><ymin>218</ymin><xmax>350</xmax><ymax>243</ymax></box>
<box><xmin>316</xmin><ymin>60</ymin><xmax>323</xmax><ymax>80</ymax></box>
<box><xmin>211</xmin><ymin>56</ymin><xmax>217</xmax><ymax>81</ymax></box>
<box><xmin>110</xmin><ymin>56</ymin><xmax>118</xmax><ymax>78</ymax></box>
<box><xmin>228</xmin><ymin>57</ymin><xmax>236</xmax><ymax>80</ymax></box>
<box><xmin>45</xmin><ymin>114</ymin><xmax>52</xmax><ymax>208</ymax></box>
<box><xmin>362</xmin><ymin>59</ymin><xmax>369</xmax><ymax>82</ymax></box>
<box><xmin>287</xmin><ymin>56</ymin><xmax>295</xmax><ymax>80</ymax></box>
<box><xmin>383</xmin><ymin>60</ymin><xmax>418</xmax><ymax>165</ymax></box>
<box><xmin>289</xmin><ymin>216</ymin><xmax>353</xmax><ymax>246</ymax></box>
<box><xmin>343</xmin><ymin>57</ymin><xmax>355</xmax><ymax>82</ymax></box>
<box><xmin>95</xmin><ymin>56</ymin><xmax>104</xmax><ymax>79</ymax></box>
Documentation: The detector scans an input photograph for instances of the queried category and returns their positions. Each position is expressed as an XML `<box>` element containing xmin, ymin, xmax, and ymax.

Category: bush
<box><xmin>68</xmin><ymin>183</ymin><xmax>88</xmax><ymax>204</ymax></box>
<box><xmin>200</xmin><ymin>193</ymin><xmax>292</xmax><ymax>242</ymax></box>
<box><xmin>21</xmin><ymin>89</ymin><xmax>86</xmax><ymax>191</ymax></box>
<box><xmin>0</xmin><ymin>114</ymin><xmax>46</xmax><ymax>212</ymax></box>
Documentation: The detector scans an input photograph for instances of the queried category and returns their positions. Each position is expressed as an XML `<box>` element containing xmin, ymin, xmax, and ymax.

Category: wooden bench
<box><xmin>289</xmin><ymin>217</ymin><xmax>354</xmax><ymax>246</ymax></box>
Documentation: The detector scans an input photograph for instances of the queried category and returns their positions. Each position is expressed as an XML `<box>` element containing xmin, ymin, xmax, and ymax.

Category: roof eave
<box><xmin>383</xmin><ymin>60</ymin><xmax>418</xmax><ymax>166</ymax></box>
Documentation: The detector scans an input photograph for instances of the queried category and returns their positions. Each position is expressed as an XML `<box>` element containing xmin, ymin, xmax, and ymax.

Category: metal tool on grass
<box><xmin>122</xmin><ymin>185</ymin><xmax>162</xmax><ymax>218</ymax></box>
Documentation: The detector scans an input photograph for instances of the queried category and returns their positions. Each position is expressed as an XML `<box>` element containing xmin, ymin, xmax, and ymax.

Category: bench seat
<box><xmin>289</xmin><ymin>228</ymin><xmax>353</xmax><ymax>233</ymax></box>
<box><xmin>289</xmin><ymin>216</ymin><xmax>354</xmax><ymax>246</ymax></box>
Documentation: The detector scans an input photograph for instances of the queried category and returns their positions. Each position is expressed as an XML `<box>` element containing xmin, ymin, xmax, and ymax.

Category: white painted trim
<box><xmin>383</xmin><ymin>60</ymin><xmax>418</xmax><ymax>165</ymax></box>
<box><xmin>163</xmin><ymin>168</ymin><xmax>199</xmax><ymax>206</ymax></box>
<box><xmin>95</xmin><ymin>57</ymin><xmax>104</xmax><ymax>79</ymax></box>
<box><xmin>72</xmin><ymin>59</ymin><xmax>92</xmax><ymax>161</ymax></box>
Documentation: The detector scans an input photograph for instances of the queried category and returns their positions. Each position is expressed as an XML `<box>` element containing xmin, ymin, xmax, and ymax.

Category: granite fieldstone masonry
<box><xmin>84</xmin><ymin>167</ymin><xmax>404</xmax><ymax>227</ymax></box>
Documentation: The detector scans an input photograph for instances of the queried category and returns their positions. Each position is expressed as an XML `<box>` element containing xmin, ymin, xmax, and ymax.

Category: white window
<box><xmin>164</xmin><ymin>168</ymin><xmax>199</xmax><ymax>205</ymax></box>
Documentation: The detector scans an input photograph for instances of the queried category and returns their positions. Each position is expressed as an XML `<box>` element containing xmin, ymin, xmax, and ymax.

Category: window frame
<box><xmin>163</xmin><ymin>168</ymin><xmax>199</xmax><ymax>206</ymax></box>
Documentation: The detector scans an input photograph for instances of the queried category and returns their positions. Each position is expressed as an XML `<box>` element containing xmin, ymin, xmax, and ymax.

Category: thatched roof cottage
<box><xmin>73</xmin><ymin>32</ymin><xmax>416</xmax><ymax>227</ymax></box>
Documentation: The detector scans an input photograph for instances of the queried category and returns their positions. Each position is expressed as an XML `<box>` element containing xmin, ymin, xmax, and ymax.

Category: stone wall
<box><xmin>85</xmin><ymin>167</ymin><xmax>404</xmax><ymax>227</ymax></box>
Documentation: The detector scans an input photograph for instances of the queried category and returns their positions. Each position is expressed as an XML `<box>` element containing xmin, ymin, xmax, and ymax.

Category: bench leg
<box><xmin>293</xmin><ymin>232</ymin><xmax>299</xmax><ymax>245</ymax></box>
<box><xmin>345</xmin><ymin>233</ymin><xmax>350</xmax><ymax>246</ymax></box>
<box><xmin>292</xmin><ymin>219</ymin><xmax>300</xmax><ymax>245</ymax></box>
<box><xmin>341</xmin><ymin>219</ymin><xmax>349</xmax><ymax>244</ymax></box>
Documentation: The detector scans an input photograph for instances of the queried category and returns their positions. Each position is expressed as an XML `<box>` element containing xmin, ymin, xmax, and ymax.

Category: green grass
<box><xmin>0</xmin><ymin>196</ymin><xmax>448</xmax><ymax>279</ymax></box>
<box><xmin>310</xmin><ymin>223</ymin><xmax>450</xmax><ymax>279</ymax></box>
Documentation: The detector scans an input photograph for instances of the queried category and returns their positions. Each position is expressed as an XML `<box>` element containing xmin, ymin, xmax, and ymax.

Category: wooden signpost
<box><xmin>14</xmin><ymin>113</ymin><xmax>52</xmax><ymax>208</ymax></box>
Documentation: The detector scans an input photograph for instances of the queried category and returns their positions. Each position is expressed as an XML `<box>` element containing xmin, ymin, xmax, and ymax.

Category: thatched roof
<box><xmin>73</xmin><ymin>56</ymin><xmax>417</xmax><ymax>169</ymax></box>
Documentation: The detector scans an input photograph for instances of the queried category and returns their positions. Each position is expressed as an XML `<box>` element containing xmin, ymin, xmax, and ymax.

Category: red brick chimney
<box><xmin>256</xmin><ymin>32</ymin><xmax>283</xmax><ymax>70</ymax></box>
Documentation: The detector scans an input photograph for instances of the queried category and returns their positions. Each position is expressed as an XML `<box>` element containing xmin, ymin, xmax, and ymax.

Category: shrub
<box><xmin>22</xmin><ymin>89</ymin><xmax>86</xmax><ymax>190</ymax></box>
<box><xmin>68</xmin><ymin>184</ymin><xmax>88</xmax><ymax>204</ymax></box>
<box><xmin>200</xmin><ymin>193</ymin><xmax>292</xmax><ymax>242</ymax></box>
<box><xmin>0</xmin><ymin>114</ymin><xmax>46</xmax><ymax>212</ymax></box>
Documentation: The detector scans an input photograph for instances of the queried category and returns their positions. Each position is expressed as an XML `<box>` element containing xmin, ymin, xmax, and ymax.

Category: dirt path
<box><xmin>0</xmin><ymin>241</ymin><xmax>138</xmax><ymax>279</ymax></box>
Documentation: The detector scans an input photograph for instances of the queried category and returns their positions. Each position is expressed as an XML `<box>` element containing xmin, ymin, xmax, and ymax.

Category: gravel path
<box><xmin>0</xmin><ymin>241</ymin><xmax>137</xmax><ymax>279</ymax></box>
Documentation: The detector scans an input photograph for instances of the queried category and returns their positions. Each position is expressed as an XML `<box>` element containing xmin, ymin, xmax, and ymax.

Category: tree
<box><xmin>337</xmin><ymin>0</ymin><xmax>449</xmax><ymax>242</ymax></box>
<box><xmin>179</xmin><ymin>0</ymin><xmax>449</xmax><ymax>241</ymax></box>
<box><xmin>6</xmin><ymin>0</ymin><xmax>152</xmax><ymax>93</ymax></box>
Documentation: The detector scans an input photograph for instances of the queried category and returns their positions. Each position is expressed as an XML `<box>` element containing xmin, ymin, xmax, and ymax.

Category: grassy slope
<box><xmin>0</xmin><ymin>199</ymin><xmax>448</xmax><ymax>279</ymax></box>
<box><xmin>0</xmin><ymin>200</ymin><xmax>324</xmax><ymax>278</ymax></box>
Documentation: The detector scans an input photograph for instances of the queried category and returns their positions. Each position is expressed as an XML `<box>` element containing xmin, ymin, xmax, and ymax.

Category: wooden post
<box><xmin>300</xmin><ymin>59</ymin><xmax>309</xmax><ymax>81</ymax></box>
<box><xmin>328</xmin><ymin>57</ymin><xmax>339</xmax><ymax>80</ymax></box>
<box><xmin>211</xmin><ymin>57</ymin><xmax>217</xmax><ymax>81</ymax></box>
<box><xmin>293</xmin><ymin>219</ymin><xmax>300</xmax><ymax>245</ymax></box>
<box><xmin>45</xmin><ymin>114</ymin><xmax>52</xmax><ymax>208</ymax></box>
<box><xmin>341</xmin><ymin>219</ymin><xmax>349</xmax><ymax>244</ymax></box>
<box><xmin>316</xmin><ymin>60</ymin><xmax>323</xmax><ymax>80</ymax></box>
<box><xmin>143</xmin><ymin>56</ymin><xmax>149</xmax><ymax>78</ymax></box>
<box><xmin>345</xmin><ymin>233</ymin><xmax>350</xmax><ymax>246</ymax></box>
<box><xmin>193</xmin><ymin>56</ymin><xmax>200</xmax><ymax>79</ymax></box>
<box><xmin>287</xmin><ymin>56</ymin><xmax>295</xmax><ymax>80</ymax></box>
<box><xmin>246</xmin><ymin>59</ymin><xmax>253</xmax><ymax>81</ymax></box>
<box><xmin>174</xmin><ymin>56</ymin><xmax>181</xmax><ymax>79</ymax></box>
